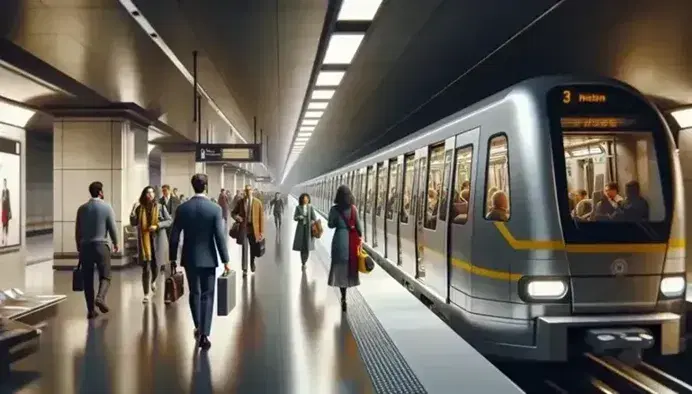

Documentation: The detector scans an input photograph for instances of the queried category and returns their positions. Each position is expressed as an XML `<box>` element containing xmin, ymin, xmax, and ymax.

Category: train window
<box><xmin>451</xmin><ymin>146</ymin><xmax>474</xmax><ymax>225</ymax></box>
<box><xmin>359</xmin><ymin>170</ymin><xmax>366</xmax><ymax>213</ymax></box>
<box><xmin>386</xmin><ymin>158</ymin><xmax>398</xmax><ymax>220</ymax></box>
<box><xmin>400</xmin><ymin>154</ymin><xmax>415</xmax><ymax>223</ymax></box>
<box><xmin>438</xmin><ymin>149</ymin><xmax>454</xmax><ymax>222</ymax></box>
<box><xmin>376</xmin><ymin>163</ymin><xmax>387</xmax><ymax>217</ymax></box>
<box><xmin>424</xmin><ymin>144</ymin><xmax>445</xmax><ymax>230</ymax></box>
<box><xmin>366</xmin><ymin>166</ymin><xmax>375</xmax><ymax>214</ymax></box>
<box><xmin>563</xmin><ymin>133</ymin><xmax>665</xmax><ymax>222</ymax></box>
<box><xmin>483</xmin><ymin>135</ymin><xmax>510</xmax><ymax>222</ymax></box>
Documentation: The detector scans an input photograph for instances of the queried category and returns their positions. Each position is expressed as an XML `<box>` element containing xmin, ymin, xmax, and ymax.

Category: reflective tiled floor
<box><xmin>2</xmin><ymin>218</ymin><xmax>375</xmax><ymax>394</ymax></box>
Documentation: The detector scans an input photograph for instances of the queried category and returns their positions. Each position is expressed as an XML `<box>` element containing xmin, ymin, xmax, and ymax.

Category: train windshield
<box><xmin>563</xmin><ymin>132</ymin><xmax>665</xmax><ymax>223</ymax></box>
<box><xmin>548</xmin><ymin>85</ymin><xmax>673</xmax><ymax>244</ymax></box>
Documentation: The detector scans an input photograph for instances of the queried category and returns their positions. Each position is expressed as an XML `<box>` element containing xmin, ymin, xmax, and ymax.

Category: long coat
<box><xmin>292</xmin><ymin>204</ymin><xmax>316</xmax><ymax>252</ymax></box>
<box><xmin>231</xmin><ymin>197</ymin><xmax>264</xmax><ymax>245</ymax></box>
<box><xmin>327</xmin><ymin>205</ymin><xmax>362</xmax><ymax>264</ymax></box>
<box><xmin>129</xmin><ymin>202</ymin><xmax>172</xmax><ymax>264</ymax></box>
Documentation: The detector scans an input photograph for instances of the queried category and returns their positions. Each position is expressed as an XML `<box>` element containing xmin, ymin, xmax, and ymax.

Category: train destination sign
<box><xmin>195</xmin><ymin>143</ymin><xmax>262</xmax><ymax>163</ymax></box>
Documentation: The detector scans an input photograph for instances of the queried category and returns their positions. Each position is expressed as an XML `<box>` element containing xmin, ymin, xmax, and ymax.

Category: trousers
<box><xmin>79</xmin><ymin>242</ymin><xmax>112</xmax><ymax>312</ymax></box>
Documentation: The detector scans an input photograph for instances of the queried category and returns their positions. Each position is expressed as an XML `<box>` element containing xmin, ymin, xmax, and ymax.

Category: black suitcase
<box><xmin>217</xmin><ymin>270</ymin><xmax>236</xmax><ymax>316</ymax></box>
<box><xmin>72</xmin><ymin>263</ymin><xmax>84</xmax><ymax>292</ymax></box>
<box><xmin>165</xmin><ymin>271</ymin><xmax>185</xmax><ymax>304</ymax></box>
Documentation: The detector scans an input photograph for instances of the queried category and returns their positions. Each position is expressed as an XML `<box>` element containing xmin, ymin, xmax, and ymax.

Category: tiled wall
<box><xmin>26</xmin><ymin>131</ymin><xmax>53</xmax><ymax>230</ymax></box>
<box><xmin>206</xmin><ymin>164</ymin><xmax>224</xmax><ymax>197</ymax></box>
<box><xmin>53</xmin><ymin>119</ymin><xmax>148</xmax><ymax>262</ymax></box>
<box><xmin>0</xmin><ymin>122</ymin><xmax>26</xmax><ymax>290</ymax></box>
<box><xmin>160</xmin><ymin>152</ymin><xmax>204</xmax><ymax>198</ymax></box>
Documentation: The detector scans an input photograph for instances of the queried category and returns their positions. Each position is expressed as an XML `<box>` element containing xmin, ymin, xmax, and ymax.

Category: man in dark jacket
<box><xmin>169</xmin><ymin>174</ymin><xmax>230</xmax><ymax>350</ymax></box>
<box><xmin>160</xmin><ymin>184</ymin><xmax>180</xmax><ymax>236</ymax></box>
<box><xmin>269</xmin><ymin>192</ymin><xmax>285</xmax><ymax>229</ymax></box>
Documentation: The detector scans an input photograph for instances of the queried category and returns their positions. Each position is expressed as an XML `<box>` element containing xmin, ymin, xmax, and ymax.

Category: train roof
<box><xmin>303</xmin><ymin>75</ymin><xmax>643</xmax><ymax>184</ymax></box>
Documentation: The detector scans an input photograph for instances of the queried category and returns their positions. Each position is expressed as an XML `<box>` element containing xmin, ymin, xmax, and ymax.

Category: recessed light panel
<box><xmin>315</xmin><ymin>71</ymin><xmax>345</xmax><ymax>87</ymax></box>
<box><xmin>308</xmin><ymin>102</ymin><xmax>328</xmax><ymax>110</ymax></box>
<box><xmin>337</xmin><ymin>0</ymin><xmax>383</xmax><ymax>21</ymax></box>
<box><xmin>311</xmin><ymin>90</ymin><xmax>335</xmax><ymax>100</ymax></box>
<box><xmin>302</xmin><ymin>118</ymin><xmax>319</xmax><ymax>126</ymax></box>
<box><xmin>323</xmin><ymin>34</ymin><xmax>365</xmax><ymax>65</ymax></box>
<box><xmin>298</xmin><ymin>132</ymin><xmax>312</xmax><ymax>137</ymax></box>
<box><xmin>304</xmin><ymin>111</ymin><xmax>324</xmax><ymax>119</ymax></box>
<box><xmin>300</xmin><ymin>126</ymin><xmax>315</xmax><ymax>132</ymax></box>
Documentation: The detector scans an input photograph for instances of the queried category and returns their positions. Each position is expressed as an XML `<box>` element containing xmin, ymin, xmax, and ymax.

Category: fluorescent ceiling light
<box><xmin>311</xmin><ymin>90</ymin><xmax>335</xmax><ymax>100</ymax></box>
<box><xmin>304</xmin><ymin>111</ymin><xmax>324</xmax><ymax>119</ymax></box>
<box><xmin>323</xmin><ymin>34</ymin><xmax>365</xmax><ymax>65</ymax></box>
<box><xmin>338</xmin><ymin>0</ymin><xmax>383</xmax><ymax>21</ymax></box>
<box><xmin>302</xmin><ymin>119</ymin><xmax>319</xmax><ymax>126</ymax></box>
<box><xmin>296</xmin><ymin>138</ymin><xmax>309</xmax><ymax>142</ymax></box>
<box><xmin>671</xmin><ymin>107</ymin><xmax>692</xmax><ymax>129</ymax></box>
<box><xmin>294</xmin><ymin>141</ymin><xmax>306</xmax><ymax>146</ymax></box>
<box><xmin>315</xmin><ymin>71</ymin><xmax>345</xmax><ymax>87</ymax></box>
<box><xmin>300</xmin><ymin>126</ymin><xmax>315</xmax><ymax>132</ymax></box>
<box><xmin>298</xmin><ymin>132</ymin><xmax>312</xmax><ymax>137</ymax></box>
<box><xmin>0</xmin><ymin>100</ymin><xmax>36</xmax><ymax>128</ymax></box>
<box><xmin>308</xmin><ymin>102</ymin><xmax>328</xmax><ymax>110</ymax></box>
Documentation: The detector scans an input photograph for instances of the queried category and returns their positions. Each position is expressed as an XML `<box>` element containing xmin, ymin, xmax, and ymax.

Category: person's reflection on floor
<box><xmin>333</xmin><ymin>320</ymin><xmax>376</xmax><ymax>394</ymax></box>
<box><xmin>189</xmin><ymin>352</ymin><xmax>213</xmax><ymax>393</ymax></box>
<box><xmin>77</xmin><ymin>319</ymin><xmax>111</xmax><ymax>394</ymax></box>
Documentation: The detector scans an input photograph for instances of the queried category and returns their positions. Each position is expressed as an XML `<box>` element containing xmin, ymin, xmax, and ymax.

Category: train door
<box><xmin>448</xmin><ymin>128</ymin><xmax>479</xmax><ymax>309</ymax></box>
<box><xmin>374</xmin><ymin>161</ymin><xmax>388</xmax><ymax>255</ymax></box>
<box><xmin>358</xmin><ymin>168</ymin><xmax>367</xmax><ymax>222</ymax></box>
<box><xmin>413</xmin><ymin>148</ymin><xmax>428</xmax><ymax>279</ymax></box>
<box><xmin>399</xmin><ymin>154</ymin><xmax>417</xmax><ymax>276</ymax></box>
<box><xmin>364</xmin><ymin>166</ymin><xmax>376</xmax><ymax>243</ymax></box>
<box><xmin>386</xmin><ymin>157</ymin><xmax>401</xmax><ymax>262</ymax></box>
<box><xmin>421</xmin><ymin>140</ymin><xmax>455</xmax><ymax>297</ymax></box>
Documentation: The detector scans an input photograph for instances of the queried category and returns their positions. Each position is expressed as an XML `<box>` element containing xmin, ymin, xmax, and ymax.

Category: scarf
<box><xmin>138</xmin><ymin>203</ymin><xmax>159</xmax><ymax>261</ymax></box>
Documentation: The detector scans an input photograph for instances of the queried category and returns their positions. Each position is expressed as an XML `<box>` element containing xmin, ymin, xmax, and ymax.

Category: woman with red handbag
<box><xmin>327</xmin><ymin>185</ymin><xmax>363</xmax><ymax>312</ymax></box>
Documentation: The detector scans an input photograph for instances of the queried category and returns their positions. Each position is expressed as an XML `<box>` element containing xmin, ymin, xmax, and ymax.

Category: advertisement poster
<box><xmin>0</xmin><ymin>136</ymin><xmax>20</xmax><ymax>249</ymax></box>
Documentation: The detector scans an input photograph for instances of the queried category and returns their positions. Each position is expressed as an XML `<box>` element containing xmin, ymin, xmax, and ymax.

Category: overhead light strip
<box><xmin>118</xmin><ymin>0</ymin><xmax>247</xmax><ymax>144</ymax></box>
<box><xmin>281</xmin><ymin>0</ymin><xmax>383</xmax><ymax>184</ymax></box>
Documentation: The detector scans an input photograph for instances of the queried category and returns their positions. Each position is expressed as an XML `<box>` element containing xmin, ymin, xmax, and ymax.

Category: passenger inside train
<box><xmin>563</xmin><ymin>133</ymin><xmax>662</xmax><ymax>222</ymax></box>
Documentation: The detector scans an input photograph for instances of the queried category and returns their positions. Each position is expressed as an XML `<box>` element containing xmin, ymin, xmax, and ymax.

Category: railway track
<box><xmin>498</xmin><ymin>351</ymin><xmax>692</xmax><ymax>393</ymax></box>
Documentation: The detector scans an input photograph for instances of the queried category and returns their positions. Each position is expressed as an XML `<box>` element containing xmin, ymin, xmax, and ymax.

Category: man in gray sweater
<box><xmin>75</xmin><ymin>181</ymin><xmax>120</xmax><ymax>319</ymax></box>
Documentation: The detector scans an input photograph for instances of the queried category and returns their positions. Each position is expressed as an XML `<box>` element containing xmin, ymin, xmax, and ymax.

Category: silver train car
<box><xmin>293</xmin><ymin>76</ymin><xmax>686</xmax><ymax>362</ymax></box>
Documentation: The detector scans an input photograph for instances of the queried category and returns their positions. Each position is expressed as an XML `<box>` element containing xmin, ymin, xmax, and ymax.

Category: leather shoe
<box><xmin>198</xmin><ymin>335</ymin><xmax>211</xmax><ymax>350</ymax></box>
<box><xmin>95</xmin><ymin>299</ymin><xmax>109</xmax><ymax>314</ymax></box>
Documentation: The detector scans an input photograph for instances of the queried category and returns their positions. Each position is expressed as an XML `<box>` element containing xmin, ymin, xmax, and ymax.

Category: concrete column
<box><xmin>206</xmin><ymin>164</ymin><xmax>224</xmax><ymax>198</ymax></box>
<box><xmin>224</xmin><ymin>169</ymin><xmax>236</xmax><ymax>193</ymax></box>
<box><xmin>160</xmin><ymin>152</ymin><xmax>198</xmax><ymax>198</ymax></box>
<box><xmin>53</xmin><ymin>118</ymin><xmax>149</xmax><ymax>269</ymax></box>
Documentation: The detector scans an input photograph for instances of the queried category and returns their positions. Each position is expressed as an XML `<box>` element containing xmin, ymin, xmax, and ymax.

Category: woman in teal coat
<box><xmin>293</xmin><ymin>193</ymin><xmax>316</xmax><ymax>268</ymax></box>
<box><xmin>327</xmin><ymin>185</ymin><xmax>362</xmax><ymax>311</ymax></box>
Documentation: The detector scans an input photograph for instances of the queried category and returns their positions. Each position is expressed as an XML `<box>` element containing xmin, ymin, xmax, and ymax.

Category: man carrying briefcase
<box><xmin>168</xmin><ymin>174</ymin><xmax>230</xmax><ymax>350</ymax></box>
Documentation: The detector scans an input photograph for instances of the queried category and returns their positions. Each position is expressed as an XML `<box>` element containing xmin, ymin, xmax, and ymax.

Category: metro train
<box><xmin>293</xmin><ymin>76</ymin><xmax>686</xmax><ymax>362</ymax></box>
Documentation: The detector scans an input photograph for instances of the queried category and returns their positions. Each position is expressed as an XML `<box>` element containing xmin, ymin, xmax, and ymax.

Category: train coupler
<box><xmin>584</xmin><ymin>327</ymin><xmax>654</xmax><ymax>365</ymax></box>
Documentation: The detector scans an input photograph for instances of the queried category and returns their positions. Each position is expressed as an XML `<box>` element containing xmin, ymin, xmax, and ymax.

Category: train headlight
<box><xmin>660</xmin><ymin>276</ymin><xmax>686</xmax><ymax>297</ymax></box>
<box><xmin>526</xmin><ymin>279</ymin><xmax>568</xmax><ymax>300</ymax></box>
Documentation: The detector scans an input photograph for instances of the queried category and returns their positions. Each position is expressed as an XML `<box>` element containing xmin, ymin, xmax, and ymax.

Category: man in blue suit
<box><xmin>169</xmin><ymin>173</ymin><xmax>230</xmax><ymax>350</ymax></box>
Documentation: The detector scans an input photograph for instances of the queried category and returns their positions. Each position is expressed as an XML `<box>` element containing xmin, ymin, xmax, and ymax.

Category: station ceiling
<box><xmin>1</xmin><ymin>0</ymin><xmax>692</xmax><ymax>183</ymax></box>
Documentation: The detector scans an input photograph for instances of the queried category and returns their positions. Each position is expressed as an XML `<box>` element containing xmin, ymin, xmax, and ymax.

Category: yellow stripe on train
<box><xmin>494</xmin><ymin>222</ymin><xmax>685</xmax><ymax>253</ymax></box>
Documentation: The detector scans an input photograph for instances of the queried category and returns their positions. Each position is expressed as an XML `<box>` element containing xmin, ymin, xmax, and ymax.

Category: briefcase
<box><xmin>253</xmin><ymin>238</ymin><xmax>266</xmax><ymax>258</ymax></box>
<box><xmin>229</xmin><ymin>222</ymin><xmax>240</xmax><ymax>239</ymax></box>
<box><xmin>72</xmin><ymin>265</ymin><xmax>84</xmax><ymax>292</ymax></box>
<box><xmin>217</xmin><ymin>270</ymin><xmax>236</xmax><ymax>316</ymax></box>
<box><xmin>165</xmin><ymin>270</ymin><xmax>185</xmax><ymax>304</ymax></box>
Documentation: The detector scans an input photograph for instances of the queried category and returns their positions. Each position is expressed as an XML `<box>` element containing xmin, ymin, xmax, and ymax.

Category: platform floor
<box><xmin>3</xmin><ymin>217</ymin><xmax>375</xmax><ymax>394</ymax></box>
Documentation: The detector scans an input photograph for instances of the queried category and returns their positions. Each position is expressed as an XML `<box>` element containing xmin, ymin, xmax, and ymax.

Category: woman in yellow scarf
<box><xmin>130</xmin><ymin>186</ymin><xmax>172</xmax><ymax>304</ymax></box>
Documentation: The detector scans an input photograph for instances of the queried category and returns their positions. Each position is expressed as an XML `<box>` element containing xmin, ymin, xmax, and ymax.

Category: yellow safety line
<box><xmin>494</xmin><ymin>222</ymin><xmax>685</xmax><ymax>253</ymax></box>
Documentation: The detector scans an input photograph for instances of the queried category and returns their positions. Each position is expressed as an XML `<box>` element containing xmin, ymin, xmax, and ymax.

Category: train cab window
<box><xmin>451</xmin><ymin>146</ymin><xmax>474</xmax><ymax>225</ymax></box>
<box><xmin>400</xmin><ymin>154</ymin><xmax>415</xmax><ymax>223</ymax></box>
<box><xmin>484</xmin><ymin>135</ymin><xmax>510</xmax><ymax>222</ymax></box>
<box><xmin>366</xmin><ymin>167</ymin><xmax>375</xmax><ymax>214</ymax></box>
<box><xmin>386</xmin><ymin>158</ymin><xmax>398</xmax><ymax>220</ymax></box>
<box><xmin>424</xmin><ymin>144</ymin><xmax>445</xmax><ymax>230</ymax></box>
<box><xmin>563</xmin><ymin>133</ymin><xmax>665</xmax><ymax>222</ymax></box>
<box><xmin>376</xmin><ymin>163</ymin><xmax>387</xmax><ymax>217</ymax></box>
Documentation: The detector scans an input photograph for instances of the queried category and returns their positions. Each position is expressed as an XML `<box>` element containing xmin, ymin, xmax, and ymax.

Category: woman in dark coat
<box><xmin>293</xmin><ymin>193</ymin><xmax>316</xmax><ymax>268</ymax></box>
<box><xmin>1</xmin><ymin>178</ymin><xmax>11</xmax><ymax>246</ymax></box>
<box><xmin>130</xmin><ymin>186</ymin><xmax>172</xmax><ymax>304</ymax></box>
<box><xmin>327</xmin><ymin>185</ymin><xmax>362</xmax><ymax>312</ymax></box>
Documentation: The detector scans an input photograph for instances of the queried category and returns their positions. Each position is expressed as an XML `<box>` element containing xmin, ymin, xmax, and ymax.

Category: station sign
<box><xmin>254</xmin><ymin>176</ymin><xmax>272</xmax><ymax>183</ymax></box>
<box><xmin>195</xmin><ymin>143</ymin><xmax>262</xmax><ymax>163</ymax></box>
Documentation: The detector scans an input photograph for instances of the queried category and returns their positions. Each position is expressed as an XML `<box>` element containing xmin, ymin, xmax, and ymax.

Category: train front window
<box><xmin>562</xmin><ymin>133</ymin><xmax>665</xmax><ymax>223</ymax></box>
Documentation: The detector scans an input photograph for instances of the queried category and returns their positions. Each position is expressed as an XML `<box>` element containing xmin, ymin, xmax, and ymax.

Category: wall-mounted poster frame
<box><xmin>0</xmin><ymin>135</ymin><xmax>21</xmax><ymax>251</ymax></box>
